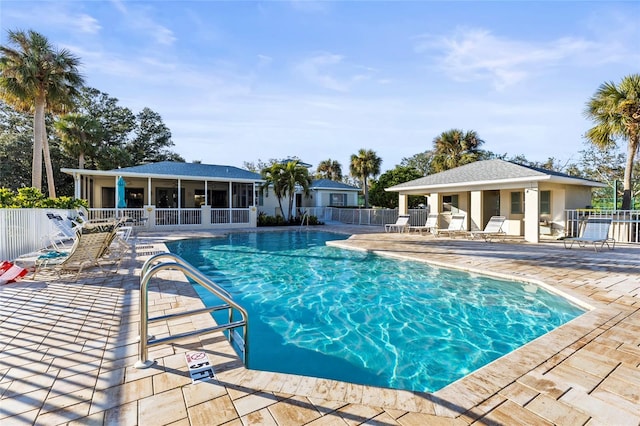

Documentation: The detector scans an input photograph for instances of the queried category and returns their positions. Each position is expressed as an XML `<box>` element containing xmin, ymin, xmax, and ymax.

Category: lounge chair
<box><xmin>46</xmin><ymin>213</ymin><xmax>81</xmax><ymax>249</ymax></box>
<box><xmin>385</xmin><ymin>214</ymin><xmax>410</xmax><ymax>233</ymax></box>
<box><xmin>34</xmin><ymin>221</ymin><xmax>124</xmax><ymax>279</ymax></box>
<box><xmin>435</xmin><ymin>213</ymin><xmax>467</xmax><ymax>238</ymax></box>
<box><xmin>563</xmin><ymin>217</ymin><xmax>615</xmax><ymax>252</ymax></box>
<box><xmin>469</xmin><ymin>216</ymin><xmax>506</xmax><ymax>242</ymax></box>
<box><xmin>408</xmin><ymin>213</ymin><xmax>439</xmax><ymax>235</ymax></box>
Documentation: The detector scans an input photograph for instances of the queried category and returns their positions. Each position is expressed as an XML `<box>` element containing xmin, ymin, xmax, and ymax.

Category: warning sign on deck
<box><xmin>185</xmin><ymin>351</ymin><xmax>215</xmax><ymax>384</ymax></box>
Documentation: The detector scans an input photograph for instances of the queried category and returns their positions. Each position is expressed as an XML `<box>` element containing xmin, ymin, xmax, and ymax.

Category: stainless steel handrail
<box><xmin>135</xmin><ymin>252</ymin><xmax>249</xmax><ymax>369</ymax></box>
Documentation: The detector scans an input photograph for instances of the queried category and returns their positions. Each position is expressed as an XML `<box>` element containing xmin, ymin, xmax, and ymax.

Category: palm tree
<box><xmin>0</xmin><ymin>29</ymin><xmax>84</xmax><ymax>197</ymax></box>
<box><xmin>585</xmin><ymin>74</ymin><xmax>640</xmax><ymax>210</ymax></box>
<box><xmin>261</xmin><ymin>163</ymin><xmax>287</xmax><ymax>218</ymax></box>
<box><xmin>316</xmin><ymin>158</ymin><xmax>343</xmax><ymax>181</ymax></box>
<box><xmin>55</xmin><ymin>113</ymin><xmax>103</xmax><ymax>169</ymax></box>
<box><xmin>261</xmin><ymin>160</ymin><xmax>312</xmax><ymax>221</ymax></box>
<box><xmin>432</xmin><ymin>129</ymin><xmax>484</xmax><ymax>172</ymax></box>
<box><xmin>349</xmin><ymin>149</ymin><xmax>382</xmax><ymax>208</ymax></box>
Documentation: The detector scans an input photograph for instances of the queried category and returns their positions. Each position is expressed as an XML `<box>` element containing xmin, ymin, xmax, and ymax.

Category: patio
<box><xmin>1</xmin><ymin>225</ymin><xmax>639</xmax><ymax>425</ymax></box>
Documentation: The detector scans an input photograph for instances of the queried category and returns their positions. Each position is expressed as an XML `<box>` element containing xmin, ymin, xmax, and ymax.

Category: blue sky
<box><xmin>2</xmin><ymin>1</ymin><xmax>638</xmax><ymax>173</ymax></box>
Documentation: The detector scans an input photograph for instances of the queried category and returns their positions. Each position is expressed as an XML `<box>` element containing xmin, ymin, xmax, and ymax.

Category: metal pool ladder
<box><xmin>135</xmin><ymin>252</ymin><xmax>249</xmax><ymax>369</ymax></box>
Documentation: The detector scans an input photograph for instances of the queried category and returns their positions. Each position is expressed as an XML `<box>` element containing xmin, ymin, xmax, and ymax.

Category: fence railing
<box><xmin>565</xmin><ymin>209</ymin><xmax>639</xmax><ymax>243</ymax></box>
<box><xmin>0</xmin><ymin>208</ymin><xmax>76</xmax><ymax>261</ymax></box>
<box><xmin>323</xmin><ymin>207</ymin><xmax>428</xmax><ymax>227</ymax></box>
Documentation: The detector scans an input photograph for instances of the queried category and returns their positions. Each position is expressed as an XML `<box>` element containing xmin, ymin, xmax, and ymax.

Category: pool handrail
<box><xmin>135</xmin><ymin>252</ymin><xmax>249</xmax><ymax>369</ymax></box>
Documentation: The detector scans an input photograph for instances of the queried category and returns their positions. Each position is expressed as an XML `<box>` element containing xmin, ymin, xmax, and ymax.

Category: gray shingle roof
<box><xmin>387</xmin><ymin>159</ymin><xmax>602</xmax><ymax>190</ymax></box>
<box><xmin>311</xmin><ymin>179</ymin><xmax>360</xmax><ymax>191</ymax></box>
<box><xmin>113</xmin><ymin>161</ymin><xmax>262</xmax><ymax>181</ymax></box>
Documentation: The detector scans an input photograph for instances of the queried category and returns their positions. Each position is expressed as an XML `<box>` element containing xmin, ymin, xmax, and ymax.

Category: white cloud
<box><xmin>257</xmin><ymin>54</ymin><xmax>273</xmax><ymax>68</ymax></box>
<box><xmin>293</xmin><ymin>53</ymin><xmax>379</xmax><ymax>92</ymax></box>
<box><xmin>295</xmin><ymin>53</ymin><xmax>349</xmax><ymax>92</ymax></box>
<box><xmin>111</xmin><ymin>1</ymin><xmax>176</xmax><ymax>46</ymax></box>
<box><xmin>3</xmin><ymin>5</ymin><xmax>101</xmax><ymax>36</ymax></box>
<box><xmin>415</xmin><ymin>27</ymin><xmax>604</xmax><ymax>90</ymax></box>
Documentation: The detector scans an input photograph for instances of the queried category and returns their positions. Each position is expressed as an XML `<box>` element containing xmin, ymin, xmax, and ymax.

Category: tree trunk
<box><xmin>287</xmin><ymin>194</ymin><xmax>294</xmax><ymax>222</ymax></box>
<box><xmin>43</xmin><ymin>131</ymin><xmax>56</xmax><ymax>198</ymax></box>
<box><xmin>32</xmin><ymin>97</ymin><xmax>45</xmax><ymax>190</ymax></box>
<box><xmin>621</xmin><ymin>136</ymin><xmax>638</xmax><ymax>210</ymax></box>
<box><xmin>363</xmin><ymin>176</ymin><xmax>369</xmax><ymax>208</ymax></box>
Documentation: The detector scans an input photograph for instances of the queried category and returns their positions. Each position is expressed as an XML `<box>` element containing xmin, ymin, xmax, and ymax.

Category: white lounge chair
<box><xmin>469</xmin><ymin>216</ymin><xmax>506</xmax><ymax>242</ymax></box>
<box><xmin>34</xmin><ymin>220</ymin><xmax>128</xmax><ymax>279</ymax></box>
<box><xmin>408</xmin><ymin>213</ymin><xmax>439</xmax><ymax>235</ymax></box>
<box><xmin>46</xmin><ymin>213</ymin><xmax>81</xmax><ymax>250</ymax></box>
<box><xmin>385</xmin><ymin>214</ymin><xmax>410</xmax><ymax>233</ymax></box>
<box><xmin>563</xmin><ymin>217</ymin><xmax>615</xmax><ymax>252</ymax></box>
<box><xmin>435</xmin><ymin>213</ymin><xmax>467</xmax><ymax>238</ymax></box>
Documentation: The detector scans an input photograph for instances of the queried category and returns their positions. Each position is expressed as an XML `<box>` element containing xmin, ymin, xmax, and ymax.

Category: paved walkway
<box><xmin>1</xmin><ymin>225</ymin><xmax>638</xmax><ymax>425</ymax></box>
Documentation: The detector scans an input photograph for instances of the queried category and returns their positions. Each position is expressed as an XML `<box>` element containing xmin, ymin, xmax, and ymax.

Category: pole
<box><xmin>613</xmin><ymin>180</ymin><xmax>618</xmax><ymax>211</ymax></box>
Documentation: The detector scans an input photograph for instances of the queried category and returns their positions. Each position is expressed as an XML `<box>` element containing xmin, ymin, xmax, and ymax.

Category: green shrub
<box><xmin>0</xmin><ymin>187</ymin><xmax>88</xmax><ymax>209</ymax></box>
<box><xmin>257</xmin><ymin>211</ymin><xmax>323</xmax><ymax>227</ymax></box>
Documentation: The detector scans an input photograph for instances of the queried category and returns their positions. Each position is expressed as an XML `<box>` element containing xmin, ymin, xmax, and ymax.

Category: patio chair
<box><xmin>563</xmin><ymin>217</ymin><xmax>615</xmax><ymax>252</ymax></box>
<box><xmin>385</xmin><ymin>214</ymin><xmax>410</xmax><ymax>233</ymax></box>
<box><xmin>469</xmin><ymin>216</ymin><xmax>506</xmax><ymax>242</ymax></box>
<box><xmin>34</xmin><ymin>221</ymin><xmax>122</xmax><ymax>279</ymax></box>
<box><xmin>434</xmin><ymin>213</ymin><xmax>467</xmax><ymax>238</ymax></box>
<box><xmin>408</xmin><ymin>213</ymin><xmax>439</xmax><ymax>235</ymax></box>
<box><xmin>46</xmin><ymin>213</ymin><xmax>81</xmax><ymax>250</ymax></box>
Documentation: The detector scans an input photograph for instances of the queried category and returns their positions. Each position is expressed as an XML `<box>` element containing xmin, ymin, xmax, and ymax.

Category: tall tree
<box><xmin>316</xmin><ymin>158</ymin><xmax>343</xmax><ymax>181</ymax></box>
<box><xmin>349</xmin><ymin>148</ymin><xmax>382</xmax><ymax>208</ymax></box>
<box><xmin>401</xmin><ymin>151</ymin><xmax>435</xmax><ymax>176</ymax></box>
<box><xmin>128</xmin><ymin>107</ymin><xmax>183</xmax><ymax>164</ymax></box>
<box><xmin>584</xmin><ymin>74</ymin><xmax>640</xmax><ymax>210</ymax></box>
<box><xmin>55</xmin><ymin>113</ymin><xmax>103</xmax><ymax>169</ymax></box>
<box><xmin>0</xmin><ymin>29</ymin><xmax>84</xmax><ymax>197</ymax></box>
<box><xmin>369</xmin><ymin>165</ymin><xmax>422</xmax><ymax>208</ymax></box>
<box><xmin>432</xmin><ymin>129</ymin><xmax>484</xmax><ymax>172</ymax></box>
<box><xmin>0</xmin><ymin>101</ymin><xmax>32</xmax><ymax>189</ymax></box>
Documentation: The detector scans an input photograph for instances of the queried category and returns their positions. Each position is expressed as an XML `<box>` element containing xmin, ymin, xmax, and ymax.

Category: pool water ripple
<box><xmin>167</xmin><ymin>231</ymin><xmax>585</xmax><ymax>392</ymax></box>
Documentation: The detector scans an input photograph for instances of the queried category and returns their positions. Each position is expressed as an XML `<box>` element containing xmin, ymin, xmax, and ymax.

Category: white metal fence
<box><xmin>565</xmin><ymin>209</ymin><xmax>639</xmax><ymax>243</ymax></box>
<box><xmin>0</xmin><ymin>208</ymin><xmax>76</xmax><ymax>261</ymax></box>
<box><xmin>322</xmin><ymin>207</ymin><xmax>429</xmax><ymax>227</ymax></box>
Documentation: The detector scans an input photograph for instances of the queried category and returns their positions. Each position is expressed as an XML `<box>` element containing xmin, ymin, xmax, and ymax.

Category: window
<box><xmin>540</xmin><ymin>191</ymin><xmax>551</xmax><ymax>215</ymax></box>
<box><xmin>330</xmin><ymin>193</ymin><xmax>347</xmax><ymax>206</ymax></box>
<box><xmin>511</xmin><ymin>192</ymin><xmax>523</xmax><ymax>214</ymax></box>
<box><xmin>442</xmin><ymin>195</ymin><xmax>459</xmax><ymax>212</ymax></box>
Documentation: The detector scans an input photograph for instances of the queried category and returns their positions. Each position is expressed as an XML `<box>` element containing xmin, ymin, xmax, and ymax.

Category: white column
<box><xmin>147</xmin><ymin>178</ymin><xmax>152</xmax><ymax>205</ymax></box>
<box><xmin>428</xmin><ymin>193</ymin><xmax>441</xmax><ymax>228</ymax></box>
<box><xmin>398</xmin><ymin>194</ymin><xmax>408</xmax><ymax>215</ymax></box>
<box><xmin>177</xmin><ymin>179</ymin><xmax>181</xmax><ymax>225</ymax></box>
<box><xmin>524</xmin><ymin>185</ymin><xmax>540</xmax><ymax>243</ymax></box>
<box><xmin>228</xmin><ymin>181</ymin><xmax>233</xmax><ymax>224</ymax></box>
<box><xmin>470</xmin><ymin>190</ymin><xmax>482</xmax><ymax>231</ymax></box>
<box><xmin>74</xmin><ymin>173</ymin><xmax>81</xmax><ymax>199</ymax></box>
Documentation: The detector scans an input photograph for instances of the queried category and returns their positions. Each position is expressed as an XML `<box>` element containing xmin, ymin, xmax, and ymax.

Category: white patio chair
<box><xmin>469</xmin><ymin>216</ymin><xmax>506</xmax><ymax>242</ymax></box>
<box><xmin>563</xmin><ymin>217</ymin><xmax>615</xmax><ymax>252</ymax></box>
<box><xmin>385</xmin><ymin>215</ymin><xmax>410</xmax><ymax>233</ymax></box>
<box><xmin>435</xmin><ymin>213</ymin><xmax>467</xmax><ymax>238</ymax></box>
<box><xmin>408</xmin><ymin>213</ymin><xmax>439</xmax><ymax>235</ymax></box>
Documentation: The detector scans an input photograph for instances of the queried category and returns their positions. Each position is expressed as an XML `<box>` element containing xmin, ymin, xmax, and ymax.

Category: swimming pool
<box><xmin>166</xmin><ymin>231</ymin><xmax>585</xmax><ymax>392</ymax></box>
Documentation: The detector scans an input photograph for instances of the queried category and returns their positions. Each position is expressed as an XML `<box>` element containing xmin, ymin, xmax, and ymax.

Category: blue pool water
<box><xmin>166</xmin><ymin>231</ymin><xmax>585</xmax><ymax>392</ymax></box>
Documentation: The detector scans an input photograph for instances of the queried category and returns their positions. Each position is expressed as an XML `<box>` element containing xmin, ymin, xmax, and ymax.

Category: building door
<box><xmin>483</xmin><ymin>190</ymin><xmax>500</xmax><ymax>227</ymax></box>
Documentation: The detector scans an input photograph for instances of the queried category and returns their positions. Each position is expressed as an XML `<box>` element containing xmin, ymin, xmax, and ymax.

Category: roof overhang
<box><xmin>386</xmin><ymin>175</ymin><xmax>606</xmax><ymax>194</ymax></box>
<box><xmin>311</xmin><ymin>186</ymin><xmax>360</xmax><ymax>192</ymax></box>
<box><xmin>61</xmin><ymin>168</ymin><xmax>265</xmax><ymax>183</ymax></box>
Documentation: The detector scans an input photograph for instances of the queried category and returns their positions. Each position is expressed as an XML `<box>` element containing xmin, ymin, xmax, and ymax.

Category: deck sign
<box><xmin>185</xmin><ymin>351</ymin><xmax>215</xmax><ymax>384</ymax></box>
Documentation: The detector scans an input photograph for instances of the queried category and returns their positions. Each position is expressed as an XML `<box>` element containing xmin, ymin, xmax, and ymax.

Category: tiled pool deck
<box><xmin>1</xmin><ymin>225</ymin><xmax>639</xmax><ymax>425</ymax></box>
